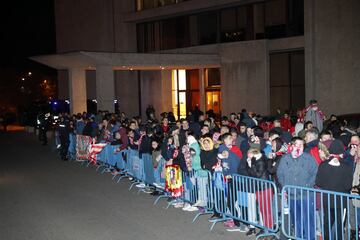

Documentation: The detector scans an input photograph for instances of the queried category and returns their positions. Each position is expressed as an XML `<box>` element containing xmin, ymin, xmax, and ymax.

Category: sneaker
<box><xmin>182</xmin><ymin>203</ymin><xmax>191</xmax><ymax>211</ymax></box>
<box><xmin>226</xmin><ymin>225</ymin><xmax>248</xmax><ymax>232</ymax></box>
<box><xmin>136</xmin><ymin>183</ymin><xmax>146</xmax><ymax>188</ymax></box>
<box><xmin>246</xmin><ymin>228</ymin><xmax>256</xmax><ymax>236</ymax></box>
<box><xmin>153</xmin><ymin>183</ymin><xmax>165</xmax><ymax>189</ymax></box>
<box><xmin>150</xmin><ymin>190</ymin><xmax>161</xmax><ymax>196</ymax></box>
<box><xmin>173</xmin><ymin>203</ymin><xmax>184</xmax><ymax>208</ymax></box>
<box><xmin>142</xmin><ymin>187</ymin><xmax>153</xmax><ymax>194</ymax></box>
<box><xmin>193</xmin><ymin>200</ymin><xmax>205</xmax><ymax>207</ymax></box>
<box><xmin>223</xmin><ymin>219</ymin><xmax>235</xmax><ymax>228</ymax></box>
<box><xmin>184</xmin><ymin>206</ymin><xmax>198</xmax><ymax>212</ymax></box>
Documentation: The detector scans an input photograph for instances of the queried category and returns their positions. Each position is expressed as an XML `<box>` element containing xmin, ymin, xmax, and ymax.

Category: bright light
<box><xmin>65</xmin><ymin>100</ymin><xmax>70</xmax><ymax>104</ymax></box>
<box><xmin>114</xmin><ymin>100</ymin><xmax>118</xmax><ymax>104</ymax></box>
<box><xmin>53</xmin><ymin>102</ymin><xmax>58</xmax><ymax>105</ymax></box>
<box><xmin>21</xmin><ymin>78</ymin><xmax>25</xmax><ymax>81</ymax></box>
<box><xmin>28</xmin><ymin>72</ymin><xmax>32</xmax><ymax>76</ymax></box>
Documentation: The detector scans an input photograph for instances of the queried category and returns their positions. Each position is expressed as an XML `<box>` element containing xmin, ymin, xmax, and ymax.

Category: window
<box><xmin>270</xmin><ymin>51</ymin><xmax>305</xmax><ymax>114</ymax></box>
<box><xmin>136</xmin><ymin>0</ymin><xmax>304</xmax><ymax>52</ymax></box>
<box><xmin>265</xmin><ymin>0</ymin><xmax>304</xmax><ymax>39</ymax></box>
<box><xmin>197</xmin><ymin>12</ymin><xmax>218</xmax><ymax>45</ymax></box>
<box><xmin>136</xmin><ymin>0</ymin><xmax>189</xmax><ymax>11</ymax></box>
<box><xmin>220</xmin><ymin>6</ymin><xmax>254</xmax><ymax>42</ymax></box>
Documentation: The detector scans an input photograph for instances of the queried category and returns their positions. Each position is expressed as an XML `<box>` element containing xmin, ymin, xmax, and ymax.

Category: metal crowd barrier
<box><xmin>96</xmin><ymin>144</ymin><xmax>120</xmax><ymax>174</ymax></box>
<box><xmin>210</xmin><ymin>172</ymin><xmax>279</xmax><ymax>239</ymax></box>
<box><xmin>192</xmin><ymin>170</ymin><xmax>214</xmax><ymax>223</ymax></box>
<box><xmin>230</xmin><ymin>174</ymin><xmax>278</xmax><ymax>239</ymax></box>
<box><xmin>67</xmin><ymin>138</ymin><xmax>360</xmax><ymax>239</ymax></box>
<box><xmin>281</xmin><ymin>185</ymin><xmax>360</xmax><ymax>240</ymax></box>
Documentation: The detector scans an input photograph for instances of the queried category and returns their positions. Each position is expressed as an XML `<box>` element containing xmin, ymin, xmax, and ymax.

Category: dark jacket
<box><xmin>200</xmin><ymin>149</ymin><xmax>218</xmax><ymax>173</ymax></box>
<box><xmin>315</xmin><ymin>158</ymin><xmax>353</xmax><ymax>209</ymax></box>
<box><xmin>82</xmin><ymin>121</ymin><xmax>98</xmax><ymax>138</ymax></box>
<box><xmin>139</xmin><ymin>135</ymin><xmax>153</xmax><ymax>156</ymax></box>
<box><xmin>247</xmin><ymin>155</ymin><xmax>269</xmax><ymax>181</ymax></box>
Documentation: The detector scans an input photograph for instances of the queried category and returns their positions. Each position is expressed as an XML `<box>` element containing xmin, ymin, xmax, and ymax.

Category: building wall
<box><xmin>57</xmin><ymin>70</ymin><xmax>69</xmax><ymax>99</ymax></box>
<box><xmin>114</xmin><ymin>71</ymin><xmax>139</xmax><ymax>117</ymax></box>
<box><xmin>55</xmin><ymin>0</ymin><xmax>136</xmax><ymax>53</ymax></box>
<box><xmin>55</xmin><ymin>0</ymin><xmax>115</xmax><ymax>53</ymax></box>
<box><xmin>305</xmin><ymin>0</ymin><xmax>360</xmax><ymax>116</ymax></box>
<box><xmin>113</xmin><ymin>1</ymin><xmax>137</xmax><ymax>52</ymax></box>
<box><xmin>140</xmin><ymin>70</ymin><xmax>172</xmax><ymax>119</ymax></box>
<box><xmin>220</xmin><ymin>40</ymin><xmax>269</xmax><ymax>116</ymax></box>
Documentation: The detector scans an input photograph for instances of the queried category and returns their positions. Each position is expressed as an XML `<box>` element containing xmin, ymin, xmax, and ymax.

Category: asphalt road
<box><xmin>0</xmin><ymin>132</ymin><xmax>253</xmax><ymax>240</ymax></box>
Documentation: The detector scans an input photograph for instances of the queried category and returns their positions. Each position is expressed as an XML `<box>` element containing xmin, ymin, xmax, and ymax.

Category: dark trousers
<box><xmin>60</xmin><ymin>138</ymin><xmax>69</xmax><ymax>160</ymax></box>
<box><xmin>226</xmin><ymin>179</ymin><xmax>242</xmax><ymax>226</ymax></box>
<box><xmin>323</xmin><ymin>207</ymin><xmax>344</xmax><ymax>240</ymax></box>
<box><xmin>289</xmin><ymin>198</ymin><xmax>315</xmax><ymax>240</ymax></box>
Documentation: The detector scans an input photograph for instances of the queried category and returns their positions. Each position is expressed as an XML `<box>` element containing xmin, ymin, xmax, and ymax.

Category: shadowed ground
<box><xmin>0</xmin><ymin>132</ymin><xmax>253</xmax><ymax>240</ymax></box>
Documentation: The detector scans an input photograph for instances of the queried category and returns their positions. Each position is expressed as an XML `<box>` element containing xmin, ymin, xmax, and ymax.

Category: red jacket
<box><xmin>280</xmin><ymin>118</ymin><xmax>292</xmax><ymax>132</ymax></box>
<box><xmin>230</xmin><ymin>145</ymin><xmax>243</xmax><ymax>160</ymax></box>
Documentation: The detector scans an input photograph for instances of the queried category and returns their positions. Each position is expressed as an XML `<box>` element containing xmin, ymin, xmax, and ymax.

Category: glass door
<box><xmin>206</xmin><ymin>90</ymin><xmax>221</xmax><ymax>117</ymax></box>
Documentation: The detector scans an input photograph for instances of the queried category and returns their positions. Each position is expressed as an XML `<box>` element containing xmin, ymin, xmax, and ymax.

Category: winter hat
<box><xmin>199</xmin><ymin>137</ymin><xmax>214</xmax><ymax>151</ymax></box>
<box><xmin>321</xmin><ymin>139</ymin><xmax>333</xmax><ymax>150</ymax></box>
<box><xmin>329</xmin><ymin>139</ymin><xmax>345</xmax><ymax>155</ymax></box>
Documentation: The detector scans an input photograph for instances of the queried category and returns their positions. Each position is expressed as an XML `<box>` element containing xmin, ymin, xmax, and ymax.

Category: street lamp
<box><xmin>28</xmin><ymin>72</ymin><xmax>32</xmax><ymax>76</ymax></box>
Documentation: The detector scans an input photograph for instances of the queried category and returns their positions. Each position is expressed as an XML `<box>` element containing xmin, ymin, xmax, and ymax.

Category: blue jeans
<box><xmin>290</xmin><ymin>198</ymin><xmax>316</xmax><ymax>240</ymax></box>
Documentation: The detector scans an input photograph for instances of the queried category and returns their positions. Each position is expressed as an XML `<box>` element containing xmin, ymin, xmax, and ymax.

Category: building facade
<box><xmin>32</xmin><ymin>0</ymin><xmax>360</xmax><ymax>119</ymax></box>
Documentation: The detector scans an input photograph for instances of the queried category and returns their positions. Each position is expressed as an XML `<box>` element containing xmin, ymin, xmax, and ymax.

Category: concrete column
<box><xmin>96</xmin><ymin>65</ymin><xmax>115</xmax><ymax>112</ymax></box>
<box><xmin>304</xmin><ymin>0</ymin><xmax>316</xmax><ymax>103</ymax></box>
<box><xmin>199</xmin><ymin>68</ymin><xmax>206</xmax><ymax>113</ymax></box>
<box><xmin>68</xmin><ymin>68</ymin><xmax>87</xmax><ymax>114</ymax></box>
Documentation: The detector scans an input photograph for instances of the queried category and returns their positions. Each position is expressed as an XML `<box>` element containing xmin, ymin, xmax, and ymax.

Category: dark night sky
<box><xmin>0</xmin><ymin>1</ymin><xmax>57</xmax><ymax>109</ymax></box>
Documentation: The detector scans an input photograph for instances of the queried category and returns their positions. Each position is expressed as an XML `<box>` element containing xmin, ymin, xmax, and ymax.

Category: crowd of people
<box><xmin>49</xmin><ymin>101</ymin><xmax>360</xmax><ymax>238</ymax></box>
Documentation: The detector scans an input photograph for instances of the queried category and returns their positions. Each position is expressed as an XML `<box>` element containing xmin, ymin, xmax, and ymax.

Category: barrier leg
<box><xmin>154</xmin><ymin>194</ymin><xmax>168</xmax><ymax>205</ymax></box>
<box><xmin>209</xmin><ymin>216</ymin><xmax>232</xmax><ymax>231</ymax></box>
<box><xmin>193</xmin><ymin>209</ymin><xmax>214</xmax><ymax>223</ymax></box>
<box><xmin>255</xmin><ymin>232</ymin><xmax>279</xmax><ymax>240</ymax></box>
<box><xmin>165</xmin><ymin>198</ymin><xmax>182</xmax><ymax>210</ymax></box>
<box><xmin>129</xmin><ymin>180</ymin><xmax>140</xmax><ymax>190</ymax></box>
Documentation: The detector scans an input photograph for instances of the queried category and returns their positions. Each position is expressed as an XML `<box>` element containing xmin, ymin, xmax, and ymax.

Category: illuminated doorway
<box><xmin>172</xmin><ymin>69</ymin><xmax>200</xmax><ymax>120</ymax></box>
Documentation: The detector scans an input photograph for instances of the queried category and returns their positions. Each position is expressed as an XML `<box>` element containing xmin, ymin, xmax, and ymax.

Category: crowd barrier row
<box><xmin>61</xmin><ymin>134</ymin><xmax>360</xmax><ymax>240</ymax></box>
